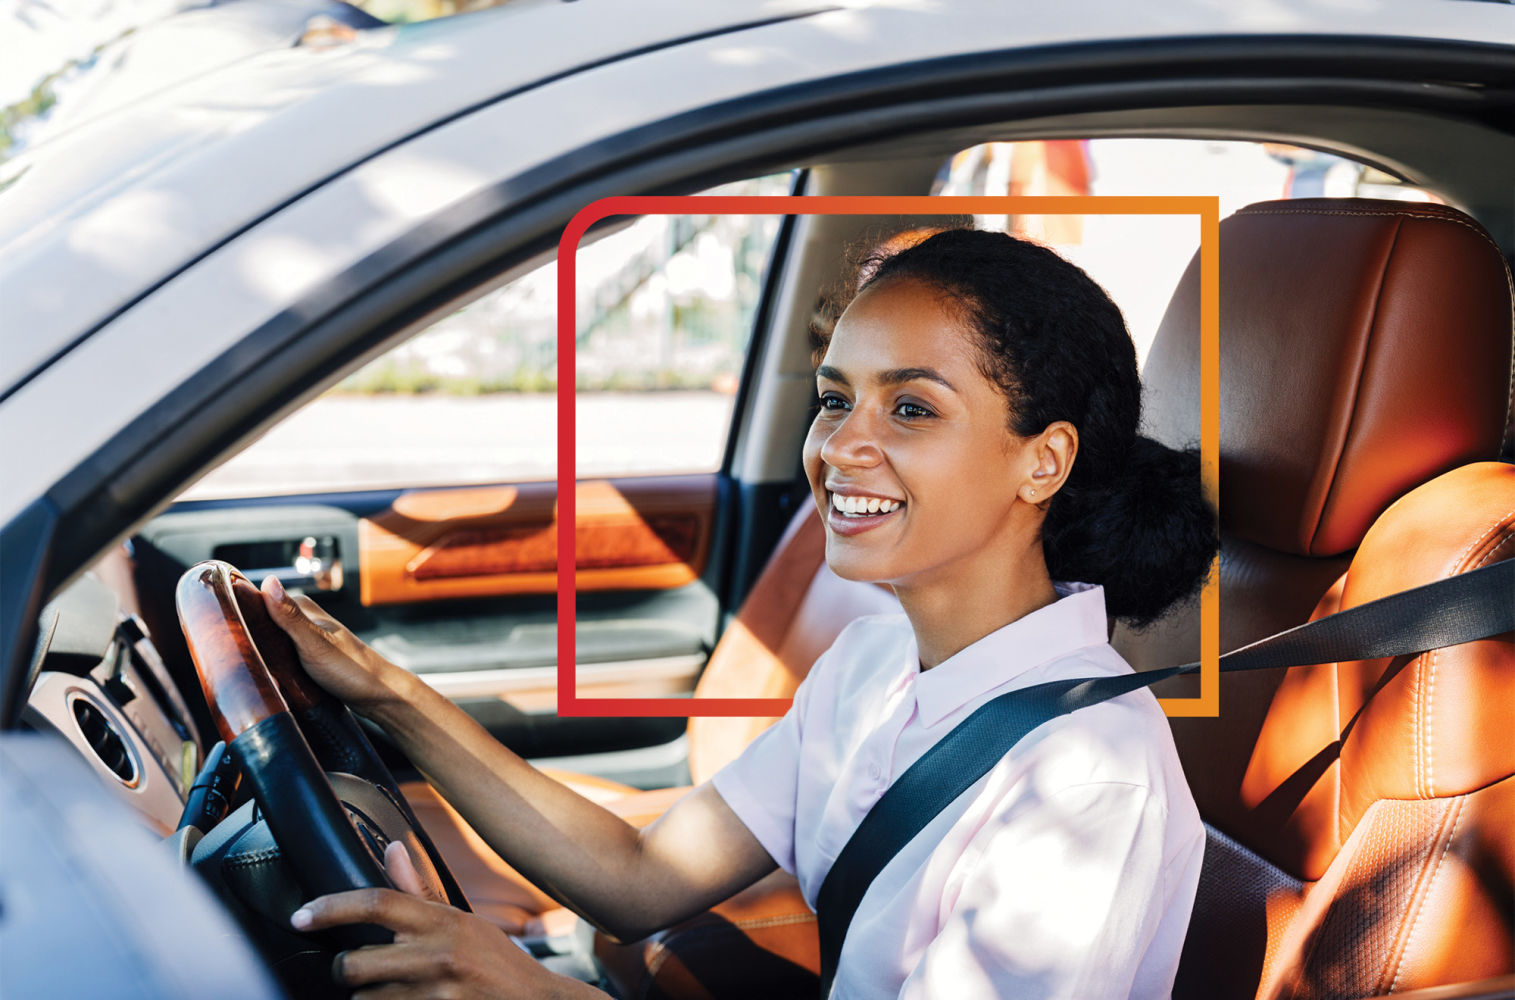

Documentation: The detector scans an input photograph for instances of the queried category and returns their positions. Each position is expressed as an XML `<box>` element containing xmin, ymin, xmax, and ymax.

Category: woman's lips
<box><xmin>825</xmin><ymin>491</ymin><xmax>904</xmax><ymax>536</ymax></box>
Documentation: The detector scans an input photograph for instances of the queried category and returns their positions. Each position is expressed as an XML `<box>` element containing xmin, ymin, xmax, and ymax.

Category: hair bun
<box><xmin>1044</xmin><ymin>437</ymin><xmax>1216</xmax><ymax>628</ymax></box>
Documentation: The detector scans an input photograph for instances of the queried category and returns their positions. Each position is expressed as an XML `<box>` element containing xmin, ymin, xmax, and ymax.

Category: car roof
<box><xmin>0</xmin><ymin>0</ymin><xmax>1510</xmax><ymax>398</ymax></box>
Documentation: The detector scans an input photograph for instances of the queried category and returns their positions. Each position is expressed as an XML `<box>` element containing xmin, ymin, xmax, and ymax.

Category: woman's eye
<box><xmin>895</xmin><ymin>401</ymin><xmax>934</xmax><ymax>419</ymax></box>
<box><xmin>819</xmin><ymin>394</ymin><xmax>850</xmax><ymax>411</ymax></box>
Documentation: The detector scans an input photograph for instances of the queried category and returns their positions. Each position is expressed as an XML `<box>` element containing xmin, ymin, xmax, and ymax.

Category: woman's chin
<box><xmin>822</xmin><ymin>542</ymin><xmax>895</xmax><ymax>585</ymax></box>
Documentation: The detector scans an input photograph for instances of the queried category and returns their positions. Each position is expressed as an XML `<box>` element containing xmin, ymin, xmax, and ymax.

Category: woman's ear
<box><xmin>1020</xmin><ymin>421</ymin><xmax>1077</xmax><ymax>505</ymax></box>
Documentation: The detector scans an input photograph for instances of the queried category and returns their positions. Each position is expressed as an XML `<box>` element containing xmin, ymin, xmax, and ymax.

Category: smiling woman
<box><xmin>700</xmin><ymin>227</ymin><xmax>1220</xmax><ymax>997</ymax></box>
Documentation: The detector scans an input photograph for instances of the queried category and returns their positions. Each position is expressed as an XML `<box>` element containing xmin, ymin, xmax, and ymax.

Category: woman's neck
<box><xmin>894</xmin><ymin>546</ymin><xmax>1060</xmax><ymax>670</ymax></box>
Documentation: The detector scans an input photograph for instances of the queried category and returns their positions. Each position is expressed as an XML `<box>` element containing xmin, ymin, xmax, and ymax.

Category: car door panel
<box><xmin>358</xmin><ymin>476</ymin><xmax>716</xmax><ymax>603</ymax></box>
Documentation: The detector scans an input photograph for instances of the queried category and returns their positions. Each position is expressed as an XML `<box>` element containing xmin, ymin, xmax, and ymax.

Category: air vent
<box><xmin>72</xmin><ymin>697</ymin><xmax>137</xmax><ymax>786</ymax></box>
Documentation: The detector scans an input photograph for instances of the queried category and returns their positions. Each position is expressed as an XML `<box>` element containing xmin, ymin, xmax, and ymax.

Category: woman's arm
<box><xmin>260</xmin><ymin>578</ymin><xmax>778</xmax><ymax>943</ymax></box>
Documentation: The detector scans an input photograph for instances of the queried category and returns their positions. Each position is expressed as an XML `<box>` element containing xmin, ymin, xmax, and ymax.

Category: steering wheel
<box><xmin>175</xmin><ymin>560</ymin><xmax>470</xmax><ymax>951</ymax></box>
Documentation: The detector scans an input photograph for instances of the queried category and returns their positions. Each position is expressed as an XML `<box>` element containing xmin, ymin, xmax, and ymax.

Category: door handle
<box><xmin>244</xmin><ymin>536</ymin><xmax>344</xmax><ymax>594</ymax></box>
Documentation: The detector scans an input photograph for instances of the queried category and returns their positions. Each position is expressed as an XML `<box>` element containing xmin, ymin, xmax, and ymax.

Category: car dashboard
<box><xmin>3</xmin><ymin>547</ymin><xmax>282</xmax><ymax>1000</ymax></box>
<box><xmin>20</xmin><ymin>548</ymin><xmax>204</xmax><ymax>836</ymax></box>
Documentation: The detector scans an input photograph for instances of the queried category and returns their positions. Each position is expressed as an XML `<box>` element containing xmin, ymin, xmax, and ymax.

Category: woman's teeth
<box><xmin>831</xmin><ymin>493</ymin><xmax>902</xmax><ymax>516</ymax></box>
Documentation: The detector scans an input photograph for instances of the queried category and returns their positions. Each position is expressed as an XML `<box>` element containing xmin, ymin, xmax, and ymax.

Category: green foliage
<box><xmin>1</xmin><ymin>74</ymin><xmax>60</xmax><ymax>163</ymax></box>
<box><xmin>508</xmin><ymin>366</ymin><xmax>556</xmax><ymax>393</ymax></box>
<box><xmin>333</xmin><ymin>356</ymin><xmax>561</xmax><ymax>395</ymax></box>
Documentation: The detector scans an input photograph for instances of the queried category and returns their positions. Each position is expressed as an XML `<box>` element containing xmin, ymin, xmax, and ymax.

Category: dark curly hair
<box><xmin>818</xmin><ymin>227</ymin><xmax>1216</xmax><ymax>628</ymax></box>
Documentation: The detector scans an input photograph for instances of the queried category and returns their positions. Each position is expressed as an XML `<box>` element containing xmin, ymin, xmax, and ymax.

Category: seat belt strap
<box><xmin>814</xmin><ymin>558</ymin><xmax>1514</xmax><ymax>997</ymax></box>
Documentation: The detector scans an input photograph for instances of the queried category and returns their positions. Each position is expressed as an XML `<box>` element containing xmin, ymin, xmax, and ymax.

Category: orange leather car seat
<box><xmin>1118</xmin><ymin>198</ymin><xmax>1515</xmax><ymax>999</ymax></box>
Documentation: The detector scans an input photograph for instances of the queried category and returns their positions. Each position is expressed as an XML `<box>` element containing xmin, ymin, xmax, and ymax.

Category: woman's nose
<box><xmin>818</xmin><ymin>408</ymin><xmax>882</xmax><ymax>469</ymax></box>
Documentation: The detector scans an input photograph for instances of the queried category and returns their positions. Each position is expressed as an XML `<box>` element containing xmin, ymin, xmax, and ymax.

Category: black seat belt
<box><xmin>814</xmin><ymin>558</ymin><xmax>1515</xmax><ymax>998</ymax></box>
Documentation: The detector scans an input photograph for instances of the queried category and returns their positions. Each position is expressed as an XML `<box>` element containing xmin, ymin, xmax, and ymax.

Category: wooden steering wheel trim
<box><xmin>177</xmin><ymin>561</ymin><xmax>290</xmax><ymax>742</ymax></box>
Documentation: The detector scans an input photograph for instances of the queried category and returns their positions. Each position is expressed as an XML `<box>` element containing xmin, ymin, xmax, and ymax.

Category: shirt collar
<box><xmin>912</xmin><ymin>581</ymin><xmax>1110</xmax><ymax>727</ymax></box>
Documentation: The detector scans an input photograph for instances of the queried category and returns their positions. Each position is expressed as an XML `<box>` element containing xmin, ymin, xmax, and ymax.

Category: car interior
<box><xmin>17</xmin><ymin>115</ymin><xmax>1515</xmax><ymax>1000</ymax></box>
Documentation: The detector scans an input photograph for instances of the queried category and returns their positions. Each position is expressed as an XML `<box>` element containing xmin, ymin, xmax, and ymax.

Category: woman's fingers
<box><xmin>335</xmin><ymin>940</ymin><xmax>467</xmax><ymax>988</ymax></box>
<box><xmin>292</xmin><ymin>887</ymin><xmax>434</xmax><ymax>936</ymax></box>
<box><xmin>293</xmin><ymin>888</ymin><xmax>558</xmax><ymax>997</ymax></box>
<box><xmin>384</xmin><ymin>841</ymin><xmax>436</xmax><ymax>901</ymax></box>
<box><xmin>261</xmin><ymin>577</ymin><xmax>341</xmax><ymax>644</ymax></box>
<box><xmin>259</xmin><ymin>576</ymin><xmax>396</xmax><ymax>708</ymax></box>
<box><xmin>259</xmin><ymin>576</ymin><xmax>332</xmax><ymax>657</ymax></box>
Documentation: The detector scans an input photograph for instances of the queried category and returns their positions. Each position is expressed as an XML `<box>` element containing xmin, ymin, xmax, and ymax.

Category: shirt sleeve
<box><xmin>708</xmin><ymin>651</ymin><xmax>826</xmax><ymax>877</ymax></box>
<box><xmin>899</xmin><ymin>781</ymin><xmax>1189</xmax><ymax>1000</ymax></box>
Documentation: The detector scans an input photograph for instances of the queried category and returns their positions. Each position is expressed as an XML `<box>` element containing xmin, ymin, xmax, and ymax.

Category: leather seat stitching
<box><xmin>1423</xmin><ymin>646</ymin><xmax>1439</xmax><ymax>799</ymax></box>
<box><xmin>1450</xmin><ymin>509</ymin><xmax>1515</xmax><ymax>574</ymax></box>
<box><xmin>1413</xmin><ymin>642</ymin><xmax>1425</xmax><ymax>799</ymax></box>
<box><xmin>1421</xmin><ymin>511</ymin><xmax>1515</xmax><ymax>798</ymax></box>
<box><xmin>728</xmin><ymin>912</ymin><xmax>817</xmax><ymax>931</ymax></box>
<box><xmin>1233</xmin><ymin>208</ymin><xmax>1498</xmax><ymax>252</ymax></box>
<box><xmin>1456</xmin><ymin>526</ymin><xmax>1515</xmax><ymax>796</ymax></box>
<box><xmin>1387</xmin><ymin>796</ymin><xmax>1465</xmax><ymax>993</ymax></box>
<box><xmin>1471</xmin><ymin>523</ymin><xmax>1515</xmax><ymax>572</ymax></box>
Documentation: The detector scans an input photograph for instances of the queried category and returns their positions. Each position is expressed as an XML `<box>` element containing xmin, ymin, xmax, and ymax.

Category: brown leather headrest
<box><xmin>1144</xmin><ymin>198</ymin><xmax>1513</xmax><ymax>557</ymax></box>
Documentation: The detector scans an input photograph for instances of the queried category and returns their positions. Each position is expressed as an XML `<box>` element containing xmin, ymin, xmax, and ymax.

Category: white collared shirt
<box><xmin>711</xmin><ymin>582</ymin><xmax>1204</xmax><ymax>999</ymax></box>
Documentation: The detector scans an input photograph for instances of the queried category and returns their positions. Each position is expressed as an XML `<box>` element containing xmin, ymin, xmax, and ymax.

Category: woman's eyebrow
<box><xmin>879</xmin><ymin>366</ymin><xmax>957</xmax><ymax>392</ymax></box>
<box><xmin>815</xmin><ymin>364</ymin><xmax>957</xmax><ymax>392</ymax></box>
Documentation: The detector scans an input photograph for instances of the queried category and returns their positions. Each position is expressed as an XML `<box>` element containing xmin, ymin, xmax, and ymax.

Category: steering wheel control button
<box><xmin>346</xmin><ymin>804</ymin><xmax>392</xmax><ymax>866</ymax></box>
<box><xmin>178</xmin><ymin>739</ymin><xmax>240</xmax><ymax>833</ymax></box>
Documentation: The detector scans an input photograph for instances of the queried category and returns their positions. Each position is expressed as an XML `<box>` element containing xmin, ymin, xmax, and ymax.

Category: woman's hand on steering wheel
<box><xmin>293</xmin><ymin>844</ymin><xmax>593</xmax><ymax>999</ymax></box>
<box><xmin>259</xmin><ymin>576</ymin><xmax>407</xmax><ymax>715</ymax></box>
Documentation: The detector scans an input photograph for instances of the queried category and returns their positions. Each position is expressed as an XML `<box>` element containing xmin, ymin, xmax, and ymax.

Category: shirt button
<box><xmin>868</xmin><ymin>762</ymin><xmax>882</xmax><ymax>781</ymax></box>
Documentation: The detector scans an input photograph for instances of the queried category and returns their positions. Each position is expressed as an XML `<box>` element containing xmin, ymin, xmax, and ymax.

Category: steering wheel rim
<box><xmin>175</xmin><ymin>560</ymin><xmax>468</xmax><ymax>927</ymax></box>
<box><xmin>223</xmin><ymin>566</ymin><xmax>469</xmax><ymax>912</ymax></box>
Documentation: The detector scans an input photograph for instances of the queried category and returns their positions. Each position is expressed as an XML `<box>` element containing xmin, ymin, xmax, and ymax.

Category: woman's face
<box><xmin>803</xmin><ymin>278</ymin><xmax>1040</xmax><ymax>592</ymax></box>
